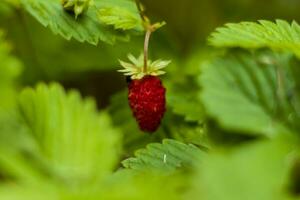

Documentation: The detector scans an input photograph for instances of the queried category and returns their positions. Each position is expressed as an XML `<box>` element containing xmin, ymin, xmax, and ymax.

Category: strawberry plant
<box><xmin>0</xmin><ymin>0</ymin><xmax>300</xmax><ymax>199</ymax></box>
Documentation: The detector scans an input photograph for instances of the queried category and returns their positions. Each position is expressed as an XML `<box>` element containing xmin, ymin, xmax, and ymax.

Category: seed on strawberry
<box><xmin>128</xmin><ymin>75</ymin><xmax>166</xmax><ymax>132</ymax></box>
<box><xmin>118</xmin><ymin>54</ymin><xmax>171</xmax><ymax>133</ymax></box>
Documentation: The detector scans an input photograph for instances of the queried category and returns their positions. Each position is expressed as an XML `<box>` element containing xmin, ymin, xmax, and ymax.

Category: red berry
<box><xmin>128</xmin><ymin>75</ymin><xmax>166</xmax><ymax>133</ymax></box>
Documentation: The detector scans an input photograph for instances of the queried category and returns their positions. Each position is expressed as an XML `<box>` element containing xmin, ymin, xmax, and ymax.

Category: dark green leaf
<box><xmin>21</xmin><ymin>0</ymin><xmax>139</xmax><ymax>45</ymax></box>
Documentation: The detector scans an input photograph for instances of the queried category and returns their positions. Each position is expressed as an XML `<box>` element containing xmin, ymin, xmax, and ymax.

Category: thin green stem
<box><xmin>143</xmin><ymin>29</ymin><xmax>152</xmax><ymax>73</ymax></box>
<box><xmin>135</xmin><ymin>0</ymin><xmax>154</xmax><ymax>73</ymax></box>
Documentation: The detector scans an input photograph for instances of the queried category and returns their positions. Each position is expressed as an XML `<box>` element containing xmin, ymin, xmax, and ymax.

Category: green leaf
<box><xmin>187</xmin><ymin>137</ymin><xmax>294</xmax><ymax>200</ymax></box>
<box><xmin>165</xmin><ymin>50</ymin><xmax>214</xmax><ymax>123</ymax></box>
<box><xmin>0</xmin><ymin>185</ymin><xmax>56</xmax><ymax>200</ymax></box>
<box><xmin>98</xmin><ymin>6</ymin><xmax>142</xmax><ymax>30</ymax></box>
<box><xmin>0</xmin><ymin>144</ymin><xmax>45</xmax><ymax>183</ymax></box>
<box><xmin>18</xmin><ymin>83</ymin><xmax>121</xmax><ymax>182</ymax></box>
<box><xmin>209</xmin><ymin>20</ymin><xmax>300</xmax><ymax>58</ymax></box>
<box><xmin>200</xmin><ymin>51</ymin><xmax>296</xmax><ymax>136</ymax></box>
<box><xmin>100</xmin><ymin>169</ymin><xmax>184</xmax><ymax>200</ymax></box>
<box><xmin>20</xmin><ymin>0</ymin><xmax>139</xmax><ymax>45</ymax></box>
<box><xmin>122</xmin><ymin>139</ymin><xmax>205</xmax><ymax>172</ymax></box>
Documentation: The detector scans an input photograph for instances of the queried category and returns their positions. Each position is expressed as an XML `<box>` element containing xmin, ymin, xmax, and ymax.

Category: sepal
<box><xmin>118</xmin><ymin>54</ymin><xmax>171</xmax><ymax>80</ymax></box>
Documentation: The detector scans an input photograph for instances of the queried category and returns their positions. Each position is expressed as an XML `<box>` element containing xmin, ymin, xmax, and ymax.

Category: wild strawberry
<box><xmin>128</xmin><ymin>76</ymin><xmax>166</xmax><ymax>132</ymax></box>
<box><xmin>118</xmin><ymin>54</ymin><xmax>171</xmax><ymax>133</ymax></box>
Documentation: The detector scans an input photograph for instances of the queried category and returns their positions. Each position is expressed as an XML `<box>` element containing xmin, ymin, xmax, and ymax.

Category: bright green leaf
<box><xmin>18</xmin><ymin>83</ymin><xmax>121</xmax><ymax>183</ymax></box>
<box><xmin>209</xmin><ymin>20</ymin><xmax>300</xmax><ymax>58</ymax></box>
<box><xmin>98</xmin><ymin>6</ymin><xmax>142</xmax><ymax>30</ymax></box>
<box><xmin>122</xmin><ymin>139</ymin><xmax>205</xmax><ymax>172</ymax></box>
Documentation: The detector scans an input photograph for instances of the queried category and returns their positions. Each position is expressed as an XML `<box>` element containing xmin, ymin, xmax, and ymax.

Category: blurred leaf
<box><xmin>200</xmin><ymin>51</ymin><xmax>297</xmax><ymax>136</ymax></box>
<box><xmin>209</xmin><ymin>20</ymin><xmax>300</xmax><ymax>58</ymax></box>
<box><xmin>20</xmin><ymin>0</ymin><xmax>139</xmax><ymax>45</ymax></box>
<box><xmin>286</xmin><ymin>58</ymin><xmax>300</xmax><ymax>132</ymax></box>
<box><xmin>100</xmin><ymin>169</ymin><xmax>184</xmax><ymax>200</ymax></box>
<box><xmin>164</xmin><ymin>50</ymin><xmax>212</xmax><ymax>123</ymax></box>
<box><xmin>19</xmin><ymin>83</ymin><xmax>121</xmax><ymax>183</ymax></box>
<box><xmin>187</xmin><ymin>137</ymin><xmax>295</xmax><ymax>200</ymax></box>
<box><xmin>0</xmin><ymin>30</ymin><xmax>22</xmax><ymax>109</ymax></box>
<box><xmin>168</xmin><ymin>94</ymin><xmax>204</xmax><ymax>122</ymax></box>
<box><xmin>167</xmin><ymin>119</ymin><xmax>210</xmax><ymax>149</ymax></box>
<box><xmin>0</xmin><ymin>1</ymin><xmax>16</xmax><ymax>17</ymax></box>
<box><xmin>15</xmin><ymin>14</ymin><xmax>142</xmax><ymax>81</ymax></box>
<box><xmin>0</xmin><ymin>185</ymin><xmax>57</xmax><ymax>200</ymax></box>
<box><xmin>98</xmin><ymin>6</ymin><xmax>142</xmax><ymax>30</ymax></box>
<box><xmin>0</xmin><ymin>144</ymin><xmax>45</xmax><ymax>183</ymax></box>
<box><xmin>122</xmin><ymin>139</ymin><xmax>204</xmax><ymax>172</ymax></box>
<box><xmin>0</xmin><ymin>30</ymin><xmax>25</xmax><ymax>154</ymax></box>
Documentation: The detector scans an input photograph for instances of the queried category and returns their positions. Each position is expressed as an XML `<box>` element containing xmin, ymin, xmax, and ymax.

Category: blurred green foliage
<box><xmin>0</xmin><ymin>0</ymin><xmax>300</xmax><ymax>200</ymax></box>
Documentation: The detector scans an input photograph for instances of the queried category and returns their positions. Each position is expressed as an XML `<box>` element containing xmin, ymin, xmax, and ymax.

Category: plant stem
<box><xmin>143</xmin><ymin>29</ymin><xmax>152</xmax><ymax>72</ymax></box>
<box><xmin>135</xmin><ymin>0</ymin><xmax>153</xmax><ymax>73</ymax></box>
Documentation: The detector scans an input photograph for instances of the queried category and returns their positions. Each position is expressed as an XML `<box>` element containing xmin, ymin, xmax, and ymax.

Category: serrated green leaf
<box><xmin>200</xmin><ymin>51</ymin><xmax>297</xmax><ymax>136</ymax></box>
<box><xmin>98</xmin><ymin>6</ymin><xmax>142</xmax><ymax>30</ymax></box>
<box><xmin>187</xmin><ymin>137</ymin><xmax>294</xmax><ymax>200</ymax></box>
<box><xmin>209</xmin><ymin>20</ymin><xmax>300</xmax><ymax>58</ymax></box>
<box><xmin>20</xmin><ymin>0</ymin><xmax>139</xmax><ymax>45</ymax></box>
<box><xmin>122</xmin><ymin>139</ymin><xmax>205</xmax><ymax>172</ymax></box>
<box><xmin>18</xmin><ymin>83</ymin><xmax>121</xmax><ymax>182</ymax></box>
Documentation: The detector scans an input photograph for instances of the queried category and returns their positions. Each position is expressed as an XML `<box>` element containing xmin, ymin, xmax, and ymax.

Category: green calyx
<box><xmin>118</xmin><ymin>54</ymin><xmax>171</xmax><ymax>80</ymax></box>
<box><xmin>62</xmin><ymin>0</ymin><xmax>92</xmax><ymax>19</ymax></box>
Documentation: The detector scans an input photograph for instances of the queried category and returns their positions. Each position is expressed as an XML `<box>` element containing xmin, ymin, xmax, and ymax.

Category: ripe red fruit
<box><xmin>118</xmin><ymin>54</ymin><xmax>170</xmax><ymax>133</ymax></box>
<box><xmin>128</xmin><ymin>76</ymin><xmax>166</xmax><ymax>133</ymax></box>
